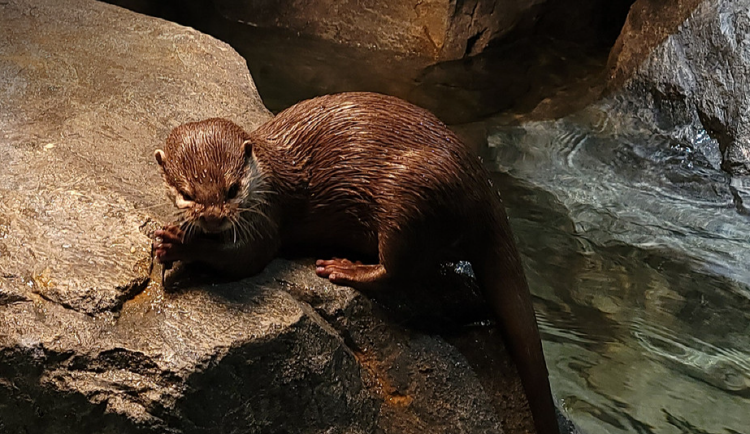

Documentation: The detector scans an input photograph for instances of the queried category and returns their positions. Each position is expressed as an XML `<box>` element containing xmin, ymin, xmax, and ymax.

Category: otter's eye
<box><xmin>180</xmin><ymin>191</ymin><xmax>194</xmax><ymax>202</ymax></box>
<box><xmin>226</xmin><ymin>183</ymin><xmax>240</xmax><ymax>199</ymax></box>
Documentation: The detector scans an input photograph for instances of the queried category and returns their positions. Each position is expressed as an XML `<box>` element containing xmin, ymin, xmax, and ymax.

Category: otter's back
<box><xmin>251</xmin><ymin>92</ymin><xmax>497</xmax><ymax>250</ymax></box>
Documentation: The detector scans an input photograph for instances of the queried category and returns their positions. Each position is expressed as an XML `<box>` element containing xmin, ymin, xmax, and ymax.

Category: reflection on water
<box><xmin>489</xmin><ymin>105</ymin><xmax>750</xmax><ymax>433</ymax></box>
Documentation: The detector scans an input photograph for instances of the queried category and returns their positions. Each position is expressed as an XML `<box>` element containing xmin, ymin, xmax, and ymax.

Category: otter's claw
<box><xmin>153</xmin><ymin>224</ymin><xmax>187</xmax><ymax>263</ymax></box>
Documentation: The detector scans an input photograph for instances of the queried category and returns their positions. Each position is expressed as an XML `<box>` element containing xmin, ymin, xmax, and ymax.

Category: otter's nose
<box><xmin>200</xmin><ymin>207</ymin><xmax>227</xmax><ymax>232</ymax></box>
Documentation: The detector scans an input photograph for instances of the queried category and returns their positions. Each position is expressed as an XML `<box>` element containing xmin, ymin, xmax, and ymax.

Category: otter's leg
<box><xmin>315</xmin><ymin>258</ymin><xmax>386</xmax><ymax>287</ymax></box>
<box><xmin>315</xmin><ymin>228</ymin><xmax>416</xmax><ymax>290</ymax></box>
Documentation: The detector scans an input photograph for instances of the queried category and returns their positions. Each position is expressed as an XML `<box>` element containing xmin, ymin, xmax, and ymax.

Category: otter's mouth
<box><xmin>197</xmin><ymin>219</ymin><xmax>233</xmax><ymax>234</ymax></box>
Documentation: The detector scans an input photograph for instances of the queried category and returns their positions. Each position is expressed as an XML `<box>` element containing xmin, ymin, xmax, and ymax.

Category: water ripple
<box><xmin>632</xmin><ymin>319</ymin><xmax>750</xmax><ymax>395</ymax></box>
<box><xmin>488</xmin><ymin>103</ymin><xmax>750</xmax><ymax>433</ymax></box>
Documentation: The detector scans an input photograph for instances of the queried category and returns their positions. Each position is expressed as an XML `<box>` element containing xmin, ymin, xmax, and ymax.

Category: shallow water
<box><xmin>489</xmin><ymin>106</ymin><xmax>750</xmax><ymax>433</ymax></box>
<box><xmin>103</xmin><ymin>4</ymin><xmax>750</xmax><ymax>432</ymax></box>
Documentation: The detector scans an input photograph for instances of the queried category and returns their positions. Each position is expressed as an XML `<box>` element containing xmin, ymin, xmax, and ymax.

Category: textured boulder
<box><xmin>607</xmin><ymin>0</ymin><xmax>750</xmax><ymax>178</ymax></box>
<box><xmin>211</xmin><ymin>0</ymin><xmax>633</xmax><ymax>61</ymax></box>
<box><xmin>0</xmin><ymin>268</ymin><xmax>379</xmax><ymax>433</ymax></box>
<box><xmin>0</xmin><ymin>0</ymin><xmax>536</xmax><ymax>432</ymax></box>
<box><xmin>0</xmin><ymin>0</ymin><xmax>270</xmax><ymax>315</ymax></box>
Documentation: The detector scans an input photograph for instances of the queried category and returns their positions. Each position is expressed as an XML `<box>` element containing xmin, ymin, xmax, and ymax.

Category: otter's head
<box><xmin>155</xmin><ymin>118</ymin><xmax>254</xmax><ymax>234</ymax></box>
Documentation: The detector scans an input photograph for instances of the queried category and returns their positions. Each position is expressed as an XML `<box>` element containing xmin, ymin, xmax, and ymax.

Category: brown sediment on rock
<box><xmin>353</xmin><ymin>349</ymin><xmax>415</xmax><ymax>409</ymax></box>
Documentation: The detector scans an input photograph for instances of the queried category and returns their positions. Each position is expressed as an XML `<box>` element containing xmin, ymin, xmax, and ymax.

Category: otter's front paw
<box><xmin>154</xmin><ymin>225</ymin><xmax>188</xmax><ymax>263</ymax></box>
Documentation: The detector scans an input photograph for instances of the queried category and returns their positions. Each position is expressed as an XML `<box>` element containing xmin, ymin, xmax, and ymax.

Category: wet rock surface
<box><xmin>1</xmin><ymin>264</ymin><xmax>379</xmax><ymax>433</ymax></box>
<box><xmin>0</xmin><ymin>1</ymin><xmax>540</xmax><ymax>432</ymax></box>
<box><xmin>607</xmin><ymin>0</ymin><xmax>750</xmax><ymax>187</ymax></box>
<box><xmin>0</xmin><ymin>0</ymin><xmax>270</xmax><ymax>314</ymax></box>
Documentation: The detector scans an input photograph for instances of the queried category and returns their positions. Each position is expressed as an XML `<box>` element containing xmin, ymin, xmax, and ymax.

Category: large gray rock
<box><xmin>0</xmin><ymin>1</ymin><xmax>533</xmax><ymax>432</ymax></box>
<box><xmin>607</xmin><ymin>0</ymin><xmax>750</xmax><ymax>177</ymax></box>
<box><xmin>0</xmin><ymin>0</ymin><xmax>270</xmax><ymax>314</ymax></box>
<box><xmin>0</xmin><ymin>266</ymin><xmax>378</xmax><ymax>433</ymax></box>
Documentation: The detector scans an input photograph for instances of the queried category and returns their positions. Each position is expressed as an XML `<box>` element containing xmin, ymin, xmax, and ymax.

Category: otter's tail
<box><xmin>472</xmin><ymin>215</ymin><xmax>560</xmax><ymax>434</ymax></box>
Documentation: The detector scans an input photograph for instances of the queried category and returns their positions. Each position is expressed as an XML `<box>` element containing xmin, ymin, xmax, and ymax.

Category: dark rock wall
<box><xmin>534</xmin><ymin>0</ymin><xmax>634</xmax><ymax>48</ymax></box>
<box><xmin>106</xmin><ymin>0</ymin><xmax>636</xmax><ymax>61</ymax></box>
<box><xmin>608</xmin><ymin>0</ymin><xmax>750</xmax><ymax>178</ymax></box>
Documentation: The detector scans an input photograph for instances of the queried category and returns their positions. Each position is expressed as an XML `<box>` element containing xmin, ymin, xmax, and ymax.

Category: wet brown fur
<box><xmin>154</xmin><ymin>92</ymin><xmax>560</xmax><ymax>434</ymax></box>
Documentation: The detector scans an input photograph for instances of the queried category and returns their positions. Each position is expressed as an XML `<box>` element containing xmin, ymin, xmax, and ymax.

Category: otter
<box><xmin>153</xmin><ymin>92</ymin><xmax>560</xmax><ymax>434</ymax></box>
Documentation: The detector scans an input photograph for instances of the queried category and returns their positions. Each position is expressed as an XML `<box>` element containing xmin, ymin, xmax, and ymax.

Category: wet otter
<box><xmin>154</xmin><ymin>92</ymin><xmax>560</xmax><ymax>434</ymax></box>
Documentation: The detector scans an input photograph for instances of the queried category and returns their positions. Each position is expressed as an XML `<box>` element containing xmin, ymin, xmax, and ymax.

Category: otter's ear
<box><xmin>154</xmin><ymin>149</ymin><xmax>166</xmax><ymax>167</ymax></box>
<box><xmin>242</xmin><ymin>139</ymin><xmax>253</xmax><ymax>156</ymax></box>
